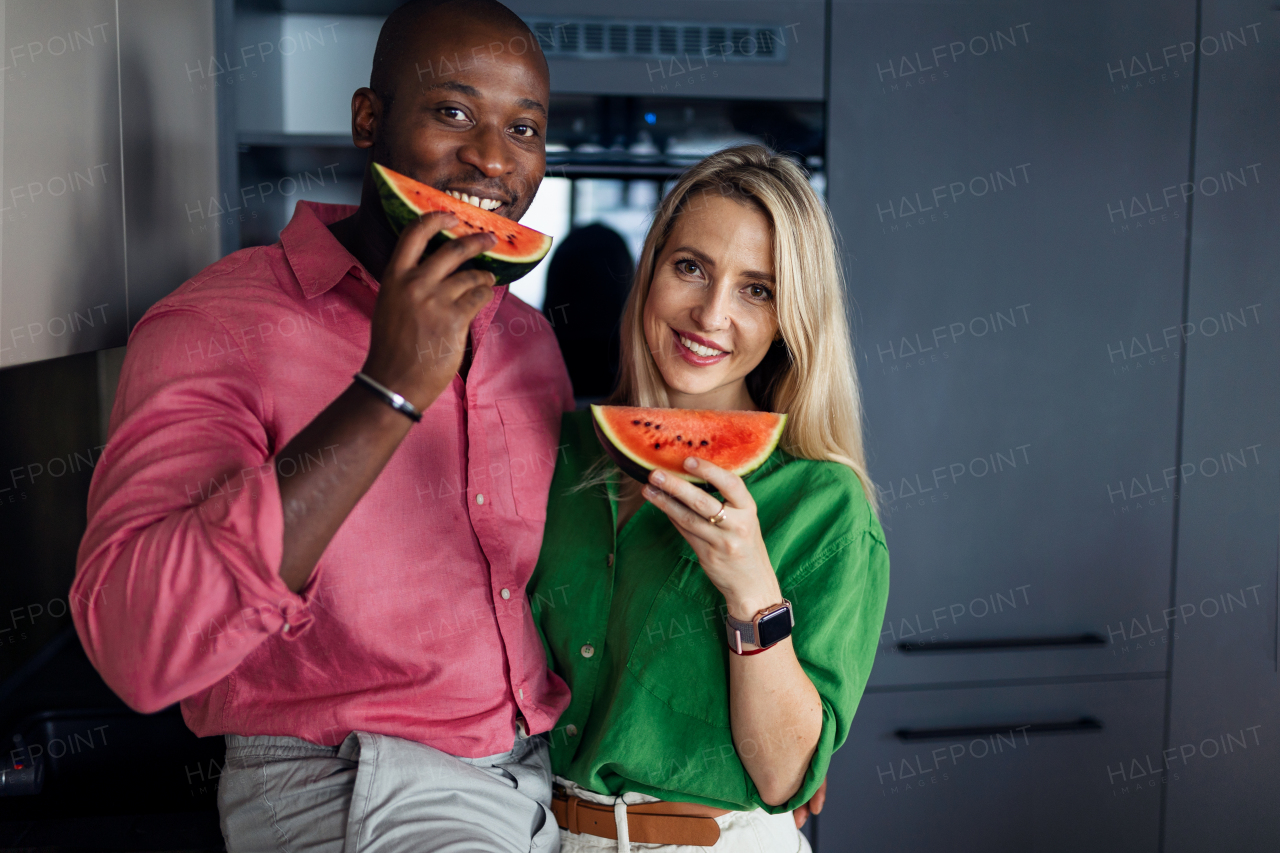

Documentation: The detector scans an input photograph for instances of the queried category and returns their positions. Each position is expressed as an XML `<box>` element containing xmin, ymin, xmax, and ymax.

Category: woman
<box><xmin>530</xmin><ymin>145</ymin><xmax>889</xmax><ymax>852</ymax></box>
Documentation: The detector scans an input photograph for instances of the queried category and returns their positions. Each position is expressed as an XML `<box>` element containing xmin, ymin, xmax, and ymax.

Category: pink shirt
<box><xmin>71</xmin><ymin>201</ymin><xmax>572</xmax><ymax>758</ymax></box>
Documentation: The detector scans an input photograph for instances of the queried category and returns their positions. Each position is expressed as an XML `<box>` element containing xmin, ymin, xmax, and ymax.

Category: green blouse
<box><xmin>530</xmin><ymin>410</ymin><xmax>890</xmax><ymax>814</ymax></box>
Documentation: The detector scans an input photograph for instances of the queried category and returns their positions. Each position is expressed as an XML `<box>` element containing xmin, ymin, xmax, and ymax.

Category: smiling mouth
<box><xmin>671</xmin><ymin>329</ymin><xmax>731</xmax><ymax>363</ymax></box>
<box><xmin>444</xmin><ymin>189</ymin><xmax>506</xmax><ymax>212</ymax></box>
<box><xmin>678</xmin><ymin>334</ymin><xmax>729</xmax><ymax>357</ymax></box>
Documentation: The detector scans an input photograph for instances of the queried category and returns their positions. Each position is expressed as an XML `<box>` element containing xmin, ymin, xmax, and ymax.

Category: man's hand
<box><xmin>794</xmin><ymin>776</ymin><xmax>827</xmax><ymax>828</ymax></box>
<box><xmin>361</xmin><ymin>212</ymin><xmax>498</xmax><ymax>411</ymax></box>
<box><xmin>273</xmin><ymin>213</ymin><xmax>498</xmax><ymax>593</ymax></box>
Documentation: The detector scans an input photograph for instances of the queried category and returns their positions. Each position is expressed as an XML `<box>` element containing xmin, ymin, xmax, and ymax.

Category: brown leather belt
<box><xmin>551</xmin><ymin>789</ymin><xmax>727</xmax><ymax>846</ymax></box>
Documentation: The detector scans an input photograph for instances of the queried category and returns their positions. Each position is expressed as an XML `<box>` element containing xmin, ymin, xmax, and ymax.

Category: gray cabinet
<box><xmin>1</xmin><ymin>1</ymin><xmax>126</xmax><ymax>368</ymax></box>
<box><xmin>1163</xmin><ymin>0</ymin><xmax>1280</xmax><ymax>849</ymax></box>
<box><xmin>825</xmin><ymin>0</ymin><xmax>1278</xmax><ymax>850</ymax></box>
<box><xmin>828</xmin><ymin>0</ymin><xmax>1196</xmax><ymax>686</ymax></box>
<box><xmin>821</xmin><ymin>680</ymin><xmax>1166</xmax><ymax>853</ymax></box>
<box><xmin>0</xmin><ymin>1</ymin><xmax>220</xmax><ymax>370</ymax></box>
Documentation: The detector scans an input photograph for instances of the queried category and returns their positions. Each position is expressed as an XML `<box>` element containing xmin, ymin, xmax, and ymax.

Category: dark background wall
<box><xmin>822</xmin><ymin>1</ymin><xmax>1278</xmax><ymax>850</ymax></box>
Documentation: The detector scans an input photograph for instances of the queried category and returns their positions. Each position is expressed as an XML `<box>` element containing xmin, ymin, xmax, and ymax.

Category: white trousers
<box><xmin>555</xmin><ymin>777</ymin><xmax>812</xmax><ymax>853</ymax></box>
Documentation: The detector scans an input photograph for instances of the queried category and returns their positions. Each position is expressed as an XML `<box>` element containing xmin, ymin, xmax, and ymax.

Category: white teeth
<box><xmin>448</xmin><ymin>190</ymin><xmax>501</xmax><ymax>211</ymax></box>
<box><xmin>679</xmin><ymin>335</ymin><xmax>726</xmax><ymax>357</ymax></box>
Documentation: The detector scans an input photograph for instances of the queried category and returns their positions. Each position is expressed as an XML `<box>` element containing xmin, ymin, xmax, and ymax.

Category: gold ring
<box><xmin>707</xmin><ymin>505</ymin><xmax>728</xmax><ymax>525</ymax></box>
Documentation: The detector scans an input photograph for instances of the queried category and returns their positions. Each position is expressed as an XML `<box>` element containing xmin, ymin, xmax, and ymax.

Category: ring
<box><xmin>707</xmin><ymin>505</ymin><xmax>728</xmax><ymax>526</ymax></box>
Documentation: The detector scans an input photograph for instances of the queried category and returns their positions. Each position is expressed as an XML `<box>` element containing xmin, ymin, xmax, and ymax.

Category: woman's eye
<box><xmin>746</xmin><ymin>284</ymin><xmax>773</xmax><ymax>300</ymax></box>
<box><xmin>677</xmin><ymin>260</ymin><xmax>701</xmax><ymax>276</ymax></box>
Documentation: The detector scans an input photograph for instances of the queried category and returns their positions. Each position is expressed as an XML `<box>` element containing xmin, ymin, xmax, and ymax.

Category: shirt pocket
<box><xmin>497</xmin><ymin>395</ymin><xmax>563</xmax><ymax>521</ymax></box>
<box><xmin>625</xmin><ymin>565</ymin><xmax>731</xmax><ymax>727</ymax></box>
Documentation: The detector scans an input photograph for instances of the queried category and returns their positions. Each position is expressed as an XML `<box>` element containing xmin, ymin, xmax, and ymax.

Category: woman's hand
<box><xmin>642</xmin><ymin>457</ymin><xmax>783</xmax><ymax>621</ymax></box>
<box><xmin>793</xmin><ymin>776</ymin><xmax>827</xmax><ymax>828</ymax></box>
<box><xmin>643</xmin><ymin>456</ymin><xmax>823</xmax><ymax>807</ymax></box>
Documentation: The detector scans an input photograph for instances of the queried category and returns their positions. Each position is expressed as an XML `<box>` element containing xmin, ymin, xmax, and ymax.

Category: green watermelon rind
<box><xmin>372</xmin><ymin>162</ymin><xmax>552</xmax><ymax>286</ymax></box>
<box><xmin>590</xmin><ymin>404</ymin><xmax>787</xmax><ymax>487</ymax></box>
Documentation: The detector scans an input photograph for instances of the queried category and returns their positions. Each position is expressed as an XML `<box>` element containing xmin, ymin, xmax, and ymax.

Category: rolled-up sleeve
<box><xmin>754</xmin><ymin>508</ymin><xmax>891</xmax><ymax>813</ymax></box>
<box><xmin>71</xmin><ymin>306</ymin><xmax>309</xmax><ymax>713</ymax></box>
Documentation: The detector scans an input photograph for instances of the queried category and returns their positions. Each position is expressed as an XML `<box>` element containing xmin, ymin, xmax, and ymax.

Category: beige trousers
<box><xmin>555</xmin><ymin>777</ymin><xmax>812</xmax><ymax>853</ymax></box>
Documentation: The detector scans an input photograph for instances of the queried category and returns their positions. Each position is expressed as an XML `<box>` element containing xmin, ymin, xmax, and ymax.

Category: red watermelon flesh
<box><xmin>372</xmin><ymin>162</ymin><xmax>552</xmax><ymax>285</ymax></box>
<box><xmin>591</xmin><ymin>405</ymin><xmax>787</xmax><ymax>485</ymax></box>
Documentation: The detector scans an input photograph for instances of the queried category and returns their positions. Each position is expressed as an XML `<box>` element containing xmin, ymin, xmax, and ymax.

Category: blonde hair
<box><xmin>606</xmin><ymin>144</ymin><xmax>879</xmax><ymax>515</ymax></box>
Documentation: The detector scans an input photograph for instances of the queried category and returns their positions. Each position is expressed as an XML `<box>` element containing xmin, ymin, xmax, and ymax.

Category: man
<box><xmin>71</xmin><ymin>1</ymin><xmax>569</xmax><ymax>849</ymax></box>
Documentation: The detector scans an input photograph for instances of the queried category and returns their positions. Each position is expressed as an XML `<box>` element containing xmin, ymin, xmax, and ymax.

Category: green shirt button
<box><xmin>566</xmin><ymin>724</ymin><xmax>579</xmax><ymax>737</ymax></box>
<box><xmin>580</xmin><ymin>643</ymin><xmax>595</xmax><ymax>658</ymax></box>
<box><xmin>606</xmin><ymin>554</ymin><xmax>614</xmax><ymax>567</ymax></box>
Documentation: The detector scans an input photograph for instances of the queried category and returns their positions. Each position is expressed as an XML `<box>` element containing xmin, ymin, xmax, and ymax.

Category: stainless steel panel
<box><xmin>118</xmin><ymin>0</ymin><xmax>221</xmax><ymax>323</ymax></box>
<box><xmin>1164</xmin><ymin>0</ymin><xmax>1280</xmax><ymax>848</ymax></box>
<box><xmin>0</xmin><ymin>0</ymin><xmax>126</xmax><ymax>367</ymax></box>
<box><xmin>505</xmin><ymin>0</ymin><xmax>825</xmax><ymax>99</ymax></box>
<box><xmin>0</xmin><ymin>0</ymin><xmax>219</xmax><ymax>369</ymax></box>
<box><xmin>821</xmin><ymin>679</ymin><xmax>1166</xmax><ymax>852</ymax></box>
<box><xmin>827</xmin><ymin>0</ymin><xmax>1195</xmax><ymax>685</ymax></box>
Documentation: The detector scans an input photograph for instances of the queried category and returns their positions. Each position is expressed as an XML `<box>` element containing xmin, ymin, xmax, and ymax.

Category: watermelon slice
<box><xmin>591</xmin><ymin>404</ymin><xmax>786</xmax><ymax>486</ymax></box>
<box><xmin>371</xmin><ymin>162</ymin><xmax>553</xmax><ymax>285</ymax></box>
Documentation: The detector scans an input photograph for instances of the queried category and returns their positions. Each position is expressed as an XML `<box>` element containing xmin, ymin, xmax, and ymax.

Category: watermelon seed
<box><xmin>654</xmin><ymin>443</ymin><xmax>661</xmax><ymax>450</ymax></box>
<box><xmin>687</xmin><ymin>441</ymin><xmax>693</xmax><ymax>447</ymax></box>
<box><xmin>700</xmin><ymin>440</ymin><xmax>709</xmax><ymax>446</ymax></box>
<box><xmin>632</xmin><ymin>420</ymin><xmax>641</xmax><ymax>425</ymax></box>
<box><xmin>644</xmin><ymin>421</ymin><xmax>651</xmax><ymax>426</ymax></box>
<box><xmin>654</xmin><ymin>424</ymin><xmax>661</xmax><ymax>430</ymax></box>
<box><xmin>676</xmin><ymin>435</ymin><xmax>682</xmax><ymax>441</ymax></box>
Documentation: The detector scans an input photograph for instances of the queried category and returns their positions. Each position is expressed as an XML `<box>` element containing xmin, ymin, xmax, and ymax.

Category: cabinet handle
<box><xmin>896</xmin><ymin>632</ymin><xmax>1106</xmax><ymax>653</ymax></box>
<box><xmin>894</xmin><ymin>716</ymin><xmax>1103</xmax><ymax>742</ymax></box>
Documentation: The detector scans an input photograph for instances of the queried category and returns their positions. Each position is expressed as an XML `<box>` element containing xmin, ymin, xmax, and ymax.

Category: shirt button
<box><xmin>500</xmin><ymin>588</ymin><xmax>511</xmax><ymax>600</ymax></box>
<box><xmin>282</xmin><ymin>623</ymin><xmax>290</xmax><ymax>633</ymax></box>
<box><xmin>476</xmin><ymin>493</ymin><xmax>485</xmax><ymax>505</ymax></box>
<box><xmin>606</xmin><ymin>554</ymin><xmax>614</xmax><ymax>567</ymax></box>
<box><xmin>566</xmin><ymin>724</ymin><xmax>578</xmax><ymax>737</ymax></box>
<box><xmin>580</xmin><ymin>643</ymin><xmax>595</xmax><ymax>658</ymax></box>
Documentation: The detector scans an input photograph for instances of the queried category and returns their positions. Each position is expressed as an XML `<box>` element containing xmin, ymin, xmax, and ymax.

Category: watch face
<box><xmin>757</xmin><ymin>607</ymin><xmax>793</xmax><ymax>647</ymax></box>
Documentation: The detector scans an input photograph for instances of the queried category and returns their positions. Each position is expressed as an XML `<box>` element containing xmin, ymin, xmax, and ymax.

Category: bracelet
<box><xmin>353</xmin><ymin>372</ymin><xmax>422</xmax><ymax>423</ymax></box>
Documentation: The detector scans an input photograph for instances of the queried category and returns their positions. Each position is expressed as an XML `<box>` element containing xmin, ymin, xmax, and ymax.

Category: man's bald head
<box><xmin>348</xmin><ymin>0</ymin><xmax>550</xmax><ymax>222</ymax></box>
<box><xmin>370</xmin><ymin>0</ymin><xmax>548</xmax><ymax>115</ymax></box>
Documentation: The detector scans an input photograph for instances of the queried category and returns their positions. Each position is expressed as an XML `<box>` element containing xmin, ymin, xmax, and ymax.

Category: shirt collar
<box><xmin>280</xmin><ymin>200</ymin><xmax>374</xmax><ymax>299</ymax></box>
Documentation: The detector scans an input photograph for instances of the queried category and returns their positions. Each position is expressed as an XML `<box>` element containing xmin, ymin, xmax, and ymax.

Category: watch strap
<box><xmin>724</xmin><ymin>612</ymin><xmax>757</xmax><ymax>647</ymax></box>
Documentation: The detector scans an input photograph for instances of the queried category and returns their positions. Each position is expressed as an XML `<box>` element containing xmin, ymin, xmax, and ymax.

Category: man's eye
<box><xmin>440</xmin><ymin>107</ymin><xmax>467</xmax><ymax>121</ymax></box>
<box><xmin>510</xmin><ymin>124</ymin><xmax>537</xmax><ymax>138</ymax></box>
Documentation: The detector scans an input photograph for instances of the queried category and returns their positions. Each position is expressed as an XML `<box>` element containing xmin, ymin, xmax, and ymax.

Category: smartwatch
<box><xmin>725</xmin><ymin>600</ymin><xmax>794</xmax><ymax>655</ymax></box>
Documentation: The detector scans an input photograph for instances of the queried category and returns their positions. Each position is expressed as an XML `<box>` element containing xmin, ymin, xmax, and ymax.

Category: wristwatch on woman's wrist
<box><xmin>725</xmin><ymin>600</ymin><xmax>794</xmax><ymax>655</ymax></box>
